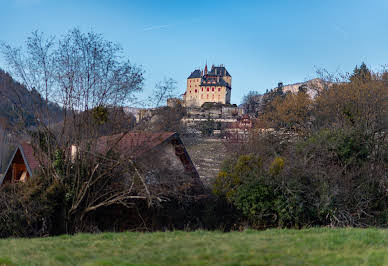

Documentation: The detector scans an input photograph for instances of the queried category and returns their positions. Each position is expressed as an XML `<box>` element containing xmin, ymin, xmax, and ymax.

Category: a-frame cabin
<box><xmin>0</xmin><ymin>143</ymin><xmax>39</xmax><ymax>185</ymax></box>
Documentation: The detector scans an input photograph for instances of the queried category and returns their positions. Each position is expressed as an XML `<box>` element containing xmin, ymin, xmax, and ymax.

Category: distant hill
<box><xmin>0</xmin><ymin>68</ymin><xmax>63</xmax><ymax>129</ymax></box>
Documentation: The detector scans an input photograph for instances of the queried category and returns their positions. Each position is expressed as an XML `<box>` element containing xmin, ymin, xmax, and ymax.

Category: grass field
<box><xmin>1</xmin><ymin>228</ymin><xmax>388</xmax><ymax>265</ymax></box>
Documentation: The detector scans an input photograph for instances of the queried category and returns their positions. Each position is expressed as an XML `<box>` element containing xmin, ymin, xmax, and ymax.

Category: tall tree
<box><xmin>1</xmin><ymin>29</ymin><xmax>156</xmax><ymax>233</ymax></box>
<box><xmin>242</xmin><ymin>91</ymin><xmax>262</xmax><ymax>116</ymax></box>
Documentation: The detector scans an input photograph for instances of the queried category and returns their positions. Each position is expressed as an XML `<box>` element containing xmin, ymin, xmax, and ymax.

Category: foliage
<box><xmin>232</xmin><ymin>180</ymin><xmax>276</xmax><ymax>227</ymax></box>
<box><xmin>213</xmin><ymin>155</ymin><xmax>263</xmax><ymax>201</ymax></box>
<box><xmin>138</xmin><ymin>105</ymin><xmax>187</xmax><ymax>134</ymax></box>
<box><xmin>92</xmin><ymin>106</ymin><xmax>109</xmax><ymax>125</ymax></box>
<box><xmin>350</xmin><ymin>62</ymin><xmax>372</xmax><ymax>82</ymax></box>
<box><xmin>269</xmin><ymin>156</ymin><xmax>284</xmax><ymax>177</ymax></box>
<box><xmin>259</xmin><ymin>91</ymin><xmax>312</xmax><ymax>132</ymax></box>
<box><xmin>0</xmin><ymin>176</ymin><xmax>65</xmax><ymax>238</ymax></box>
<box><xmin>1</xmin><ymin>29</ymin><xmax>155</xmax><ymax>234</ymax></box>
<box><xmin>241</xmin><ymin>91</ymin><xmax>262</xmax><ymax>116</ymax></box>
<box><xmin>199</xmin><ymin>117</ymin><xmax>216</xmax><ymax>136</ymax></box>
<box><xmin>214</xmin><ymin>63</ymin><xmax>388</xmax><ymax>228</ymax></box>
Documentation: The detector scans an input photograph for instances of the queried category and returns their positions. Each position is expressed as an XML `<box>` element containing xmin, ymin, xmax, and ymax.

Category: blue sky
<box><xmin>1</xmin><ymin>0</ymin><xmax>388</xmax><ymax>105</ymax></box>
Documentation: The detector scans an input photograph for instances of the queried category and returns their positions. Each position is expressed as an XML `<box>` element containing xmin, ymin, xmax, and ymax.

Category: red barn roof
<box><xmin>95</xmin><ymin>131</ymin><xmax>176</xmax><ymax>158</ymax></box>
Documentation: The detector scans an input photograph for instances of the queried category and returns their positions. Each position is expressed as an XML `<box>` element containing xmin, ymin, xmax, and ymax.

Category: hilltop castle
<box><xmin>183</xmin><ymin>64</ymin><xmax>232</xmax><ymax>107</ymax></box>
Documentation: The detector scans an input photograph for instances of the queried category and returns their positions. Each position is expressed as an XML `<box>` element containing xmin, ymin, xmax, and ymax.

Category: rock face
<box><xmin>183</xmin><ymin>137</ymin><xmax>227</xmax><ymax>186</ymax></box>
<box><xmin>280</xmin><ymin>78</ymin><xmax>331</xmax><ymax>98</ymax></box>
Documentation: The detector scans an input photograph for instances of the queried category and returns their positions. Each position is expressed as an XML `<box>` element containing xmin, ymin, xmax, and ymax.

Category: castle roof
<box><xmin>188</xmin><ymin>69</ymin><xmax>201</xmax><ymax>79</ymax></box>
<box><xmin>208</xmin><ymin>66</ymin><xmax>231</xmax><ymax>77</ymax></box>
<box><xmin>200</xmin><ymin>76</ymin><xmax>231</xmax><ymax>88</ymax></box>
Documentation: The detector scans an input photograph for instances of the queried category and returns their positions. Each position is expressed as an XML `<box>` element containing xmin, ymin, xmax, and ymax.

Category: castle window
<box><xmin>218</xmin><ymin>87</ymin><xmax>221</xmax><ymax>92</ymax></box>
<box><xmin>207</xmin><ymin>95</ymin><xmax>209</xmax><ymax>98</ymax></box>
<box><xmin>202</xmin><ymin>88</ymin><xmax>204</xmax><ymax>92</ymax></box>
<box><xmin>207</xmin><ymin>88</ymin><xmax>209</xmax><ymax>92</ymax></box>
<box><xmin>190</xmin><ymin>85</ymin><xmax>191</xmax><ymax>88</ymax></box>
<box><xmin>195</xmin><ymin>89</ymin><xmax>197</xmax><ymax>93</ymax></box>
<box><xmin>212</xmin><ymin>87</ymin><xmax>215</xmax><ymax>91</ymax></box>
<box><xmin>190</xmin><ymin>91</ymin><xmax>191</xmax><ymax>93</ymax></box>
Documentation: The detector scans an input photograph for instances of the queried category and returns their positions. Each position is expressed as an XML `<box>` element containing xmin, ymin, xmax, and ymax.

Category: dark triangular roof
<box><xmin>188</xmin><ymin>69</ymin><xmax>202</xmax><ymax>79</ymax></box>
<box><xmin>0</xmin><ymin>143</ymin><xmax>39</xmax><ymax>185</ymax></box>
<box><xmin>208</xmin><ymin>66</ymin><xmax>231</xmax><ymax>77</ymax></box>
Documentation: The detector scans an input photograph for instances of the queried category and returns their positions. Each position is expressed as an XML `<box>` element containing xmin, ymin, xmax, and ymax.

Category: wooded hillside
<box><xmin>0</xmin><ymin>68</ymin><xmax>63</xmax><ymax>129</ymax></box>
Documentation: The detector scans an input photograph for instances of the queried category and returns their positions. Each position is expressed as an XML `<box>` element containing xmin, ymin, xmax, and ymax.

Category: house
<box><xmin>225</xmin><ymin>115</ymin><xmax>254</xmax><ymax>142</ymax></box>
<box><xmin>0</xmin><ymin>143</ymin><xmax>39</xmax><ymax>184</ymax></box>
<box><xmin>95</xmin><ymin>131</ymin><xmax>203</xmax><ymax>190</ymax></box>
<box><xmin>0</xmin><ymin>132</ymin><xmax>202</xmax><ymax>190</ymax></box>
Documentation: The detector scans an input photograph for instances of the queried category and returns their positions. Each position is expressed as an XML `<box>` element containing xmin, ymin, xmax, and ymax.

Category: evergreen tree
<box><xmin>350</xmin><ymin>62</ymin><xmax>372</xmax><ymax>82</ymax></box>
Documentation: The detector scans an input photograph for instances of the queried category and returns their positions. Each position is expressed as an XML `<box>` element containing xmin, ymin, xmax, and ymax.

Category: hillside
<box><xmin>0</xmin><ymin>228</ymin><xmax>386</xmax><ymax>265</ymax></box>
<box><xmin>183</xmin><ymin>137</ymin><xmax>228</xmax><ymax>185</ymax></box>
<box><xmin>0</xmin><ymin>68</ymin><xmax>63</xmax><ymax>129</ymax></box>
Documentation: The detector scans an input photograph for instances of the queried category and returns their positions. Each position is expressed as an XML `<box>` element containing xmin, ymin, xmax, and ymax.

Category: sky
<box><xmin>1</xmin><ymin>0</ymin><xmax>388</xmax><ymax>105</ymax></box>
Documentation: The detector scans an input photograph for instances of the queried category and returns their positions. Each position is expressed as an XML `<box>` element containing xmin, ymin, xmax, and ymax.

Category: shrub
<box><xmin>269</xmin><ymin>156</ymin><xmax>284</xmax><ymax>177</ymax></box>
<box><xmin>0</xmin><ymin>176</ymin><xmax>65</xmax><ymax>237</ymax></box>
<box><xmin>199</xmin><ymin>118</ymin><xmax>216</xmax><ymax>136</ymax></box>
<box><xmin>232</xmin><ymin>179</ymin><xmax>277</xmax><ymax>228</ymax></box>
<box><xmin>213</xmin><ymin>154</ymin><xmax>263</xmax><ymax>201</ymax></box>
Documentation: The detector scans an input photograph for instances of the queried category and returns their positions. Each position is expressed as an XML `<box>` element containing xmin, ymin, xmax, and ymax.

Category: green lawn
<box><xmin>0</xmin><ymin>228</ymin><xmax>388</xmax><ymax>265</ymax></box>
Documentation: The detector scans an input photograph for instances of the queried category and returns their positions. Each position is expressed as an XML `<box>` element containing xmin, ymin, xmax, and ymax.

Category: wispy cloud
<box><xmin>141</xmin><ymin>18</ymin><xmax>201</xmax><ymax>32</ymax></box>
<box><xmin>143</xmin><ymin>24</ymin><xmax>170</xmax><ymax>32</ymax></box>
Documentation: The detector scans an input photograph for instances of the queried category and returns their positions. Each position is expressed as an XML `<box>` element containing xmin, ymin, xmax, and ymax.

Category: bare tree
<box><xmin>149</xmin><ymin>78</ymin><xmax>178</xmax><ymax>107</ymax></box>
<box><xmin>0</xmin><ymin>118</ymin><xmax>12</xmax><ymax>173</ymax></box>
<box><xmin>241</xmin><ymin>91</ymin><xmax>263</xmax><ymax>116</ymax></box>
<box><xmin>1</xmin><ymin>28</ymin><xmax>172</xmax><ymax>233</ymax></box>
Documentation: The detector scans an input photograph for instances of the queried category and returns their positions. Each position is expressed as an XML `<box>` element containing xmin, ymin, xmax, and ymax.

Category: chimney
<box><xmin>71</xmin><ymin>145</ymin><xmax>78</xmax><ymax>163</ymax></box>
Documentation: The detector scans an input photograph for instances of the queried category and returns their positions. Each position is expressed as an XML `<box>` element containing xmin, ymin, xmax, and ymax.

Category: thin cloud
<box><xmin>142</xmin><ymin>17</ymin><xmax>201</xmax><ymax>32</ymax></box>
<box><xmin>143</xmin><ymin>24</ymin><xmax>170</xmax><ymax>32</ymax></box>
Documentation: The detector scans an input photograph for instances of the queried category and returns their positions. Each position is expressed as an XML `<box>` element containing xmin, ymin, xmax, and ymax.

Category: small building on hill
<box><xmin>225</xmin><ymin>114</ymin><xmax>254</xmax><ymax>142</ymax></box>
<box><xmin>0</xmin><ymin>143</ymin><xmax>39</xmax><ymax>184</ymax></box>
